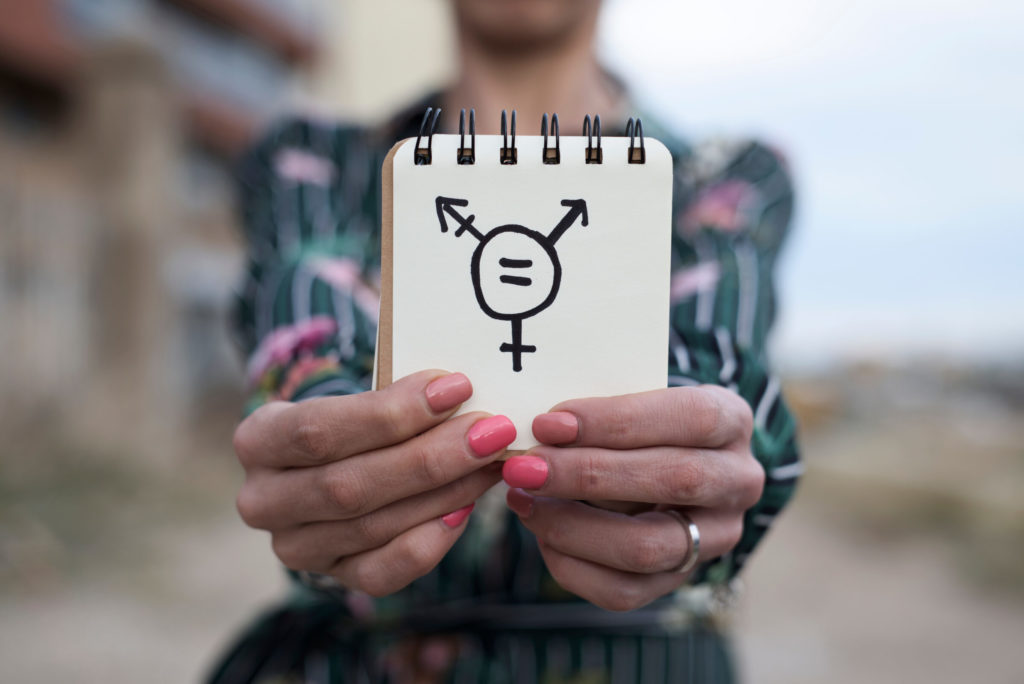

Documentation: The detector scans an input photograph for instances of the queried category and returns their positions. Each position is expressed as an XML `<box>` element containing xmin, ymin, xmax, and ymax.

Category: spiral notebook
<box><xmin>376</xmin><ymin>110</ymin><xmax>672</xmax><ymax>450</ymax></box>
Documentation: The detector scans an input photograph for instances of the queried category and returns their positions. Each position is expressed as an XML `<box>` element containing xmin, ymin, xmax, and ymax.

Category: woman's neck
<box><xmin>442</xmin><ymin>19</ymin><xmax>624</xmax><ymax>136</ymax></box>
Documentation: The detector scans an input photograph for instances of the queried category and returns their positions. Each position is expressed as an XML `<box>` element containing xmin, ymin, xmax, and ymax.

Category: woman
<box><xmin>213</xmin><ymin>1</ymin><xmax>799</xmax><ymax>681</ymax></box>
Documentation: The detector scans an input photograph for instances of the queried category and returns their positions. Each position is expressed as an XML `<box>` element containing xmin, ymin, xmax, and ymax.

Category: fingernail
<box><xmin>425</xmin><ymin>373</ymin><xmax>472</xmax><ymax>413</ymax></box>
<box><xmin>502</xmin><ymin>455</ymin><xmax>549</xmax><ymax>489</ymax></box>
<box><xmin>532</xmin><ymin>411</ymin><xmax>579</xmax><ymax>444</ymax></box>
<box><xmin>441</xmin><ymin>503</ymin><xmax>474</xmax><ymax>528</ymax></box>
<box><xmin>506</xmin><ymin>487</ymin><xmax>534</xmax><ymax>517</ymax></box>
<box><xmin>467</xmin><ymin>415</ymin><xmax>516</xmax><ymax>457</ymax></box>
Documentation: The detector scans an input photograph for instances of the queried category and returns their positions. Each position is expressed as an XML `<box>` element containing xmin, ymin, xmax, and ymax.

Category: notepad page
<box><xmin>390</xmin><ymin>134</ymin><xmax>672</xmax><ymax>450</ymax></box>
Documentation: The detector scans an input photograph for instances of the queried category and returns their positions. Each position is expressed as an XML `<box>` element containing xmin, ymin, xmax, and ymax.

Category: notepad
<box><xmin>377</xmin><ymin>114</ymin><xmax>672</xmax><ymax>450</ymax></box>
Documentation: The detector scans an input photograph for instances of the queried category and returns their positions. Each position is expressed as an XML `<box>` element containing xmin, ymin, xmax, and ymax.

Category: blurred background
<box><xmin>1</xmin><ymin>0</ymin><xmax>1021</xmax><ymax>681</ymax></box>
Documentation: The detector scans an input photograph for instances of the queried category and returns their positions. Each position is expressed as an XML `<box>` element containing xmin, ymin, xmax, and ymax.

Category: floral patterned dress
<box><xmin>210</xmin><ymin>97</ymin><xmax>801</xmax><ymax>684</ymax></box>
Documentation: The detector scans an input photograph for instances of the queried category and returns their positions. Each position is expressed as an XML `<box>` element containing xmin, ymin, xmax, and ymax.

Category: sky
<box><xmin>599</xmin><ymin>0</ymin><xmax>1024</xmax><ymax>368</ymax></box>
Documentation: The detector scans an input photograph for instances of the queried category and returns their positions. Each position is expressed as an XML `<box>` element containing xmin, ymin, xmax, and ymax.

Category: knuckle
<box><xmin>540</xmin><ymin>548</ymin><xmax>574</xmax><ymax>590</ymax></box>
<box><xmin>725</xmin><ymin>519</ymin><xmax>745</xmax><ymax>551</ymax></box>
<box><xmin>666</xmin><ymin>457</ymin><xmax>706</xmax><ymax>504</ymax></box>
<box><xmin>542</xmin><ymin>519</ymin><xmax>569</xmax><ymax>550</ymax></box>
<box><xmin>623</xmin><ymin>532</ymin><xmax>671</xmax><ymax>574</ymax></box>
<box><xmin>413</xmin><ymin>442</ymin><xmax>451</xmax><ymax>489</ymax></box>
<box><xmin>325</xmin><ymin>468</ymin><xmax>369</xmax><ymax>518</ymax></box>
<box><xmin>448</xmin><ymin>472</ymin><xmax>477</xmax><ymax>501</ymax></box>
<box><xmin>604</xmin><ymin>397</ymin><xmax>639</xmax><ymax>441</ymax></box>
<box><xmin>447</xmin><ymin>469</ymin><xmax>493</xmax><ymax>506</ymax></box>
<box><xmin>574</xmin><ymin>450</ymin><xmax>603</xmax><ymax>496</ymax></box>
<box><xmin>294</xmin><ymin>411</ymin><xmax>333</xmax><ymax>463</ymax></box>
<box><xmin>538</xmin><ymin>543</ymin><xmax>649</xmax><ymax>613</ymax></box>
<box><xmin>692</xmin><ymin>386</ymin><xmax>750</xmax><ymax>446</ymax></box>
<box><xmin>742</xmin><ymin>457</ymin><xmax>766</xmax><ymax>507</ymax></box>
<box><xmin>601</xmin><ymin>583</ymin><xmax>648</xmax><ymax>613</ymax></box>
<box><xmin>235</xmin><ymin>487</ymin><xmax>266</xmax><ymax>529</ymax></box>
<box><xmin>404</xmin><ymin>537</ymin><xmax>442</xmax><ymax>579</ymax></box>
<box><xmin>350</xmin><ymin>563</ymin><xmax>395</xmax><ymax>598</ymax></box>
<box><xmin>684</xmin><ymin>388</ymin><xmax>723</xmax><ymax>441</ymax></box>
<box><xmin>270</xmin><ymin>535</ymin><xmax>302</xmax><ymax>570</ymax></box>
<box><xmin>724</xmin><ymin>454</ymin><xmax>764</xmax><ymax>510</ymax></box>
<box><xmin>733</xmin><ymin>396</ymin><xmax>755</xmax><ymax>442</ymax></box>
<box><xmin>350</xmin><ymin>512</ymin><xmax>384</xmax><ymax>550</ymax></box>
<box><xmin>231</xmin><ymin>421</ymin><xmax>257</xmax><ymax>465</ymax></box>
<box><xmin>360</xmin><ymin>581</ymin><xmax>392</xmax><ymax>599</ymax></box>
<box><xmin>377</xmin><ymin>392</ymin><xmax>416</xmax><ymax>439</ymax></box>
<box><xmin>714</xmin><ymin>386</ymin><xmax>754</xmax><ymax>443</ymax></box>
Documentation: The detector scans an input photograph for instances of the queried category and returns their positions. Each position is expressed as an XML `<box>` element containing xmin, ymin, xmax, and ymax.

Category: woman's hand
<box><xmin>502</xmin><ymin>385</ymin><xmax>763</xmax><ymax>612</ymax></box>
<box><xmin>233</xmin><ymin>370</ymin><xmax>513</xmax><ymax>597</ymax></box>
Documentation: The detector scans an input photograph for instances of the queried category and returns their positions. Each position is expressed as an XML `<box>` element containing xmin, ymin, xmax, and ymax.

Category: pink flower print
<box><xmin>292</xmin><ymin>316</ymin><xmax>337</xmax><ymax>353</ymax></box>
<box><xmin>681</xmin><ymin>179</ymin><xmax>760</xmax><ymax>236</ymax></box>
<box><xmin>246</xmin><ymin>315</ymin><xmax>338</xmax><ymax>385</ymax></box>
<box><xmin>277</xmin><ymin>355</ymin><xmax>340</xmax><ymax>400</ymax></box>
<box><xmin>308</xmin><ymin>256</ymin><xmax>381</xmax><ymax>318</ymax></box>
<box><xmin>671</xmin><ymin>261</ymin><xmax>721</xmax><ymax>303</ymax></box>
<box><xmin>275</xmin><ymin>148</ymin><xmax>336</xmax><ymax>186</ymax></box>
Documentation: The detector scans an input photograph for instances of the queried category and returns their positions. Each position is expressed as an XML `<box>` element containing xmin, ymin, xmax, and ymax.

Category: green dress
<box><xmin>211</xmin><ymin>98</ymin><xmax>801</xmax><ymax>683</ymax></box>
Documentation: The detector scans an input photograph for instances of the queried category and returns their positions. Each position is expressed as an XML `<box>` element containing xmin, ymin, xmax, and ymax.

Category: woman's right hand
<box><xmin>232</xmin><ymin>370</ymin><xmax>513</xmax><ymax>597</ymax></box>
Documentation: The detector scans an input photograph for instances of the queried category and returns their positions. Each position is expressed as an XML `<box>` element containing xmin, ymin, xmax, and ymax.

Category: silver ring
<box><xmin>665</xmin><ymin>510</ymin><xmax>701</xmax><ymax>575</ymax></box>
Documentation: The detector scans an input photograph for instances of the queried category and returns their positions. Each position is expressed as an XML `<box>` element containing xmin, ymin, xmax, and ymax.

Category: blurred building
<box><xmin>0</xmin><ymin>0</ymin><xmax>319</xmax><ymax>450</ymax></box>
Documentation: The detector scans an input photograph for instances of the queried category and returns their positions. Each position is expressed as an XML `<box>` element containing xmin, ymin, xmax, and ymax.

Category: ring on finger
<box><xmin>664</xmin><ymin>510</ymin><xmax>701</xmax><ymax>575</ymax></box>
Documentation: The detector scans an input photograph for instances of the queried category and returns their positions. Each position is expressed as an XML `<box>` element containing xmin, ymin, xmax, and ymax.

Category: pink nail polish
<box><xmin>506</xmin><ymin>487</ymin><xmax>534</xmax><ymax>517</ymax></box>
<box><xmin>532</xmin><ymin>411</ymin><xmax>579</xmax><ymax>444</ymax></box>
<box><xmin>467</xmin><ymin>415</ymin><xmax>516</xmax><ymax>457</ymax></box>
<box><xmin>502</xmin><ymin>455</ymin><xmax>549</xmax><ymax>489</ymax></box>
<box><xmin>425</xmin><ymin>373</ymin><xmax>472</xmax><ymax>413</ymax></box>
<box><xmin>441</xmin><ymin>503</ymin><xmax>474</xmax><ymax>528</ymax></box>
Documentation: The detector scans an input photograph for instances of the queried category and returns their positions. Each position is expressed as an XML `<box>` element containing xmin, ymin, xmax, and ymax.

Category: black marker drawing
<box><xmin>435</xmin><ymin>196</ymin><xmax>589</xmax><ymax>372</ymax></box>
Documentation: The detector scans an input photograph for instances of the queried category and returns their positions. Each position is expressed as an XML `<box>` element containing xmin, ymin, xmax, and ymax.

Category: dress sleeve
<box><xmin>231</xmin><ymin>117</ymin><xmax>384</xmax><ymax>414</ymax></box>
<box><xmin>668</xmin><ymin>139</ymin><xmax>801</xmax><ymax>583</ymax></box>
<box><xmin>231</xmin><ymin>117</ymin><xmax>389</xmax><ymax>598</ymax></box>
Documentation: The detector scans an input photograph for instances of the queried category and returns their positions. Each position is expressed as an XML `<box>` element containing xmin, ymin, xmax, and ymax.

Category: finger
<box><xmin>536</xmin><ymin>541</ymin><xmax>685</xmax><ymax>612</ymax></box>
<box><xmin>234</xmin><ymin>369</ymin><xmax>473</xmax><ymax>469</ymax></box>
<box><xmin>327</xmin><ymin>502</ymin><xmax>475</xmax><ymax>598</ymax></box>
<box><xmin>271</xmin><ymin>464</ymin><xmax>501</xmax><ymax>571</ymax></box>
<box><xmin>507</xmin><ymin>489</ymin><xmax>741</xmax><ymax>574</ymax></box>
<box><xmin>532</xmin><ymin>385</ymin><xmax>752</xmax><ymax>450</ymax></box>
<box><xmin>502</xmin><ymin>445</ymin><xmax>764</xmax><ymax>509</ymax></box>
<box><xmin>243</xmin><ymin>412</ymin><xmax>515</xmax><ymax>528</ymax></box>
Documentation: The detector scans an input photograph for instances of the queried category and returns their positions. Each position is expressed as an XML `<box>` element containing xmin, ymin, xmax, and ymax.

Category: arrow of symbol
<box><xmin>435</xmin><ymin>196</ymin><xmax>483</xmax><ymax>240</ymax></box>
<box><xmin>548</xmin><ymin>199</ymin><xmax>588</xmax><ymax>244</ymax></box>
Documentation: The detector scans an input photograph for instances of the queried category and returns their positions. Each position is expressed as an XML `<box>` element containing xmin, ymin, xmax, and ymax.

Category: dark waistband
<box><xmin>338</xmin><ymin>593</ymin><xmax>729</xmax><ymax>637</ymax></box>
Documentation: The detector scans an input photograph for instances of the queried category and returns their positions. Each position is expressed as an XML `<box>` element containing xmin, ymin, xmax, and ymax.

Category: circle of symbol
<box><xmin>470</xmin><ymin>225</ymin><xmax>561</xmax><ymax>321</ymax></box>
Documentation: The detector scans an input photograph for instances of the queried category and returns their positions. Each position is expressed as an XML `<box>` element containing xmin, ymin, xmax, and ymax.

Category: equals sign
<box><xmin>499</xmin><ymin>258</ymin><xmax>532</xmax><ymax>286</ymax></box>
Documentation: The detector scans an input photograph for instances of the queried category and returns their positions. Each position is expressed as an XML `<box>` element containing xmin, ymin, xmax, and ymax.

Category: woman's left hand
<box><xmin>502</xmin><ymin>385</ymin><xmax>764</xmax><ymax>612</ymax></box>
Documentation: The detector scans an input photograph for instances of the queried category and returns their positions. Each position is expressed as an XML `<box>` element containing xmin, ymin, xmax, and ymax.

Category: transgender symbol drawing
<box><xmin>434</xmin><ymin>196</ymin><xmax>589</xmax><ymax>372</ymax></box>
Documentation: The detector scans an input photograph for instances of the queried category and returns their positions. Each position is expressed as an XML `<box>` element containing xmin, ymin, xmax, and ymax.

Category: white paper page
<box><xmin>391</xmin><ymin>134</ymin><xmax>672</xmax><ymax>449</ymax></box>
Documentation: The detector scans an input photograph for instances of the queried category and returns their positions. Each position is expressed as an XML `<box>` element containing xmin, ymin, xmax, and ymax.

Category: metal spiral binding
<box><xmin>500</xmin><ymin>109</ymin><xmax>517</xmax><ymax>164</ymax></box>
<box><xmin>583</xmin><ymin>114</ymin><xmax>602</xmax><ymax>164</ymax></box>
<box><xmin>541</xmin><ymin>112</ymin><xmax>560</xmax><ymax>164</ymax></box>
<box><xmin>413</xmin><ymin>107</ymin><xmax>644</xmax><ymax>166</ymax></box>
<box><xmin>458</xmin><ymin>108</ymin><xmax>475</xmax><ymax>164</ymax></box>
<box><xmin>414</xmin><ymin>107</ymin><xmax>441</xmax><ymax>165</ymax></box>
<box><xmin>625</xmin><ymin>117</ymin><xmax>646</xmax><ymax>164</ymax></box>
